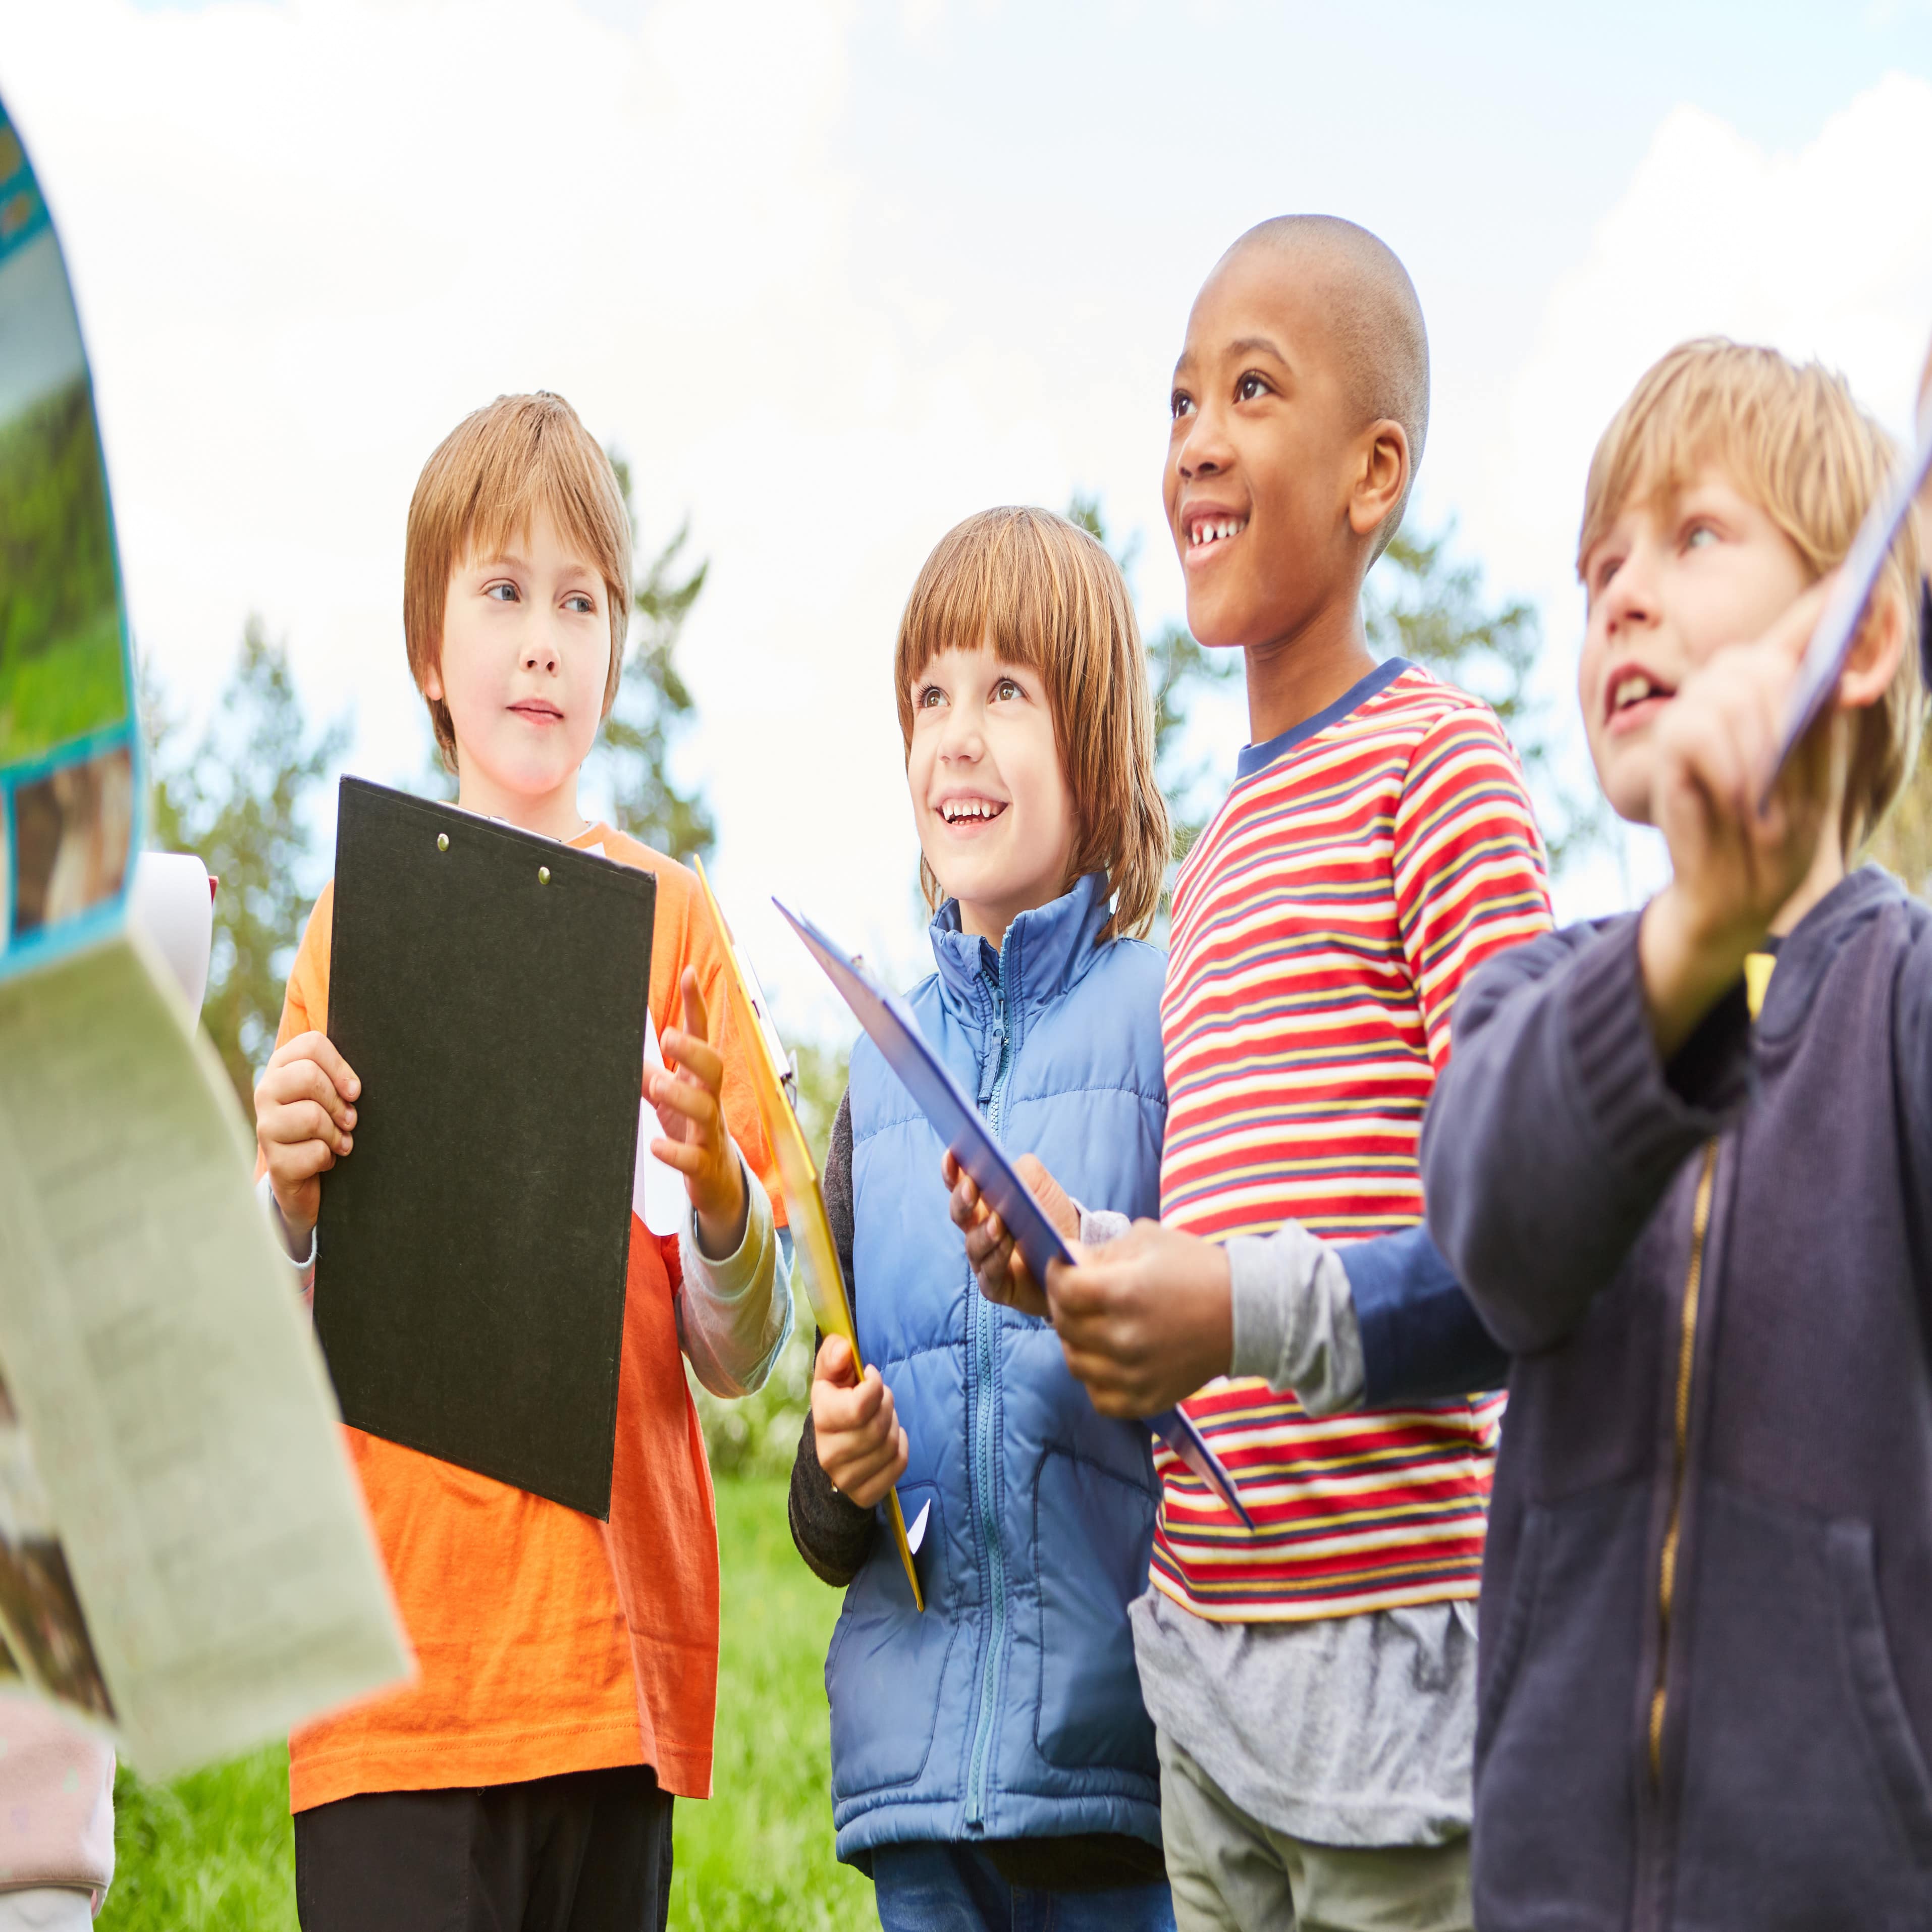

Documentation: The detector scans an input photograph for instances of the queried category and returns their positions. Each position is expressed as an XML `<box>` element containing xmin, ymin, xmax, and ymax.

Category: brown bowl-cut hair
<box><xmin>893</xmin><ymin>507</ymin><xmax>1171</xmax><ymax>941</ymax></box>
<box><xmin>404</xmin><ymin>392</ymin><xmax>632</xmax><ymax>769</ymax></box>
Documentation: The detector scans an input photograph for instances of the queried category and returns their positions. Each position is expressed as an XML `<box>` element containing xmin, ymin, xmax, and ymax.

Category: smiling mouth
<box><xmin>939</xmin><ymin>798</ymin><xmax>1007</xmax><ymax>826</ymax></box>
<box><xmin>1187</xmin><ymin>515</ymin><xmax>1248</xmax><ymax>553</ymax></box>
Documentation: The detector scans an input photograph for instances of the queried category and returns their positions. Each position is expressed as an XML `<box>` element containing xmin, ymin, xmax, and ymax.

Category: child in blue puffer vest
<box><xmin>786</xmin><ymin>506</ymin><xmax>1177</xmax><ymax>1929</ymax></box>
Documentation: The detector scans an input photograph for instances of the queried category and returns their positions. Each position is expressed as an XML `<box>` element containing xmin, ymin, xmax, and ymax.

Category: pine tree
<box><xmin>144</xmin><ymin>619</ymin><xmax>349</xmax><ymax>1111</ymax></box>
<box><xmin>594</xmin><ymin>456</ymin><xmax>716</xmax><ymax>863</ymax></box>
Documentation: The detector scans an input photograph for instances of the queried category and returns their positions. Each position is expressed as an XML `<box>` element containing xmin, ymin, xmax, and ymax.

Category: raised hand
<box><xmin>1638</xmin><ymin>581</ymin><xmax>1851</xmax><ymax>1057</ymax></box>
<box><xmin>648</xmin><ymin>966</ymin><xmax>748</xmax><ymax>1255</ymax></box>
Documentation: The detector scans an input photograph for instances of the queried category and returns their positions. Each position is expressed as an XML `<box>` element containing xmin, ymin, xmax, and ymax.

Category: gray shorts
<box><xmin>1158</xmin><ymin>1731</ymin><xmax>1472</xmax><ymax>1932</ymax></box>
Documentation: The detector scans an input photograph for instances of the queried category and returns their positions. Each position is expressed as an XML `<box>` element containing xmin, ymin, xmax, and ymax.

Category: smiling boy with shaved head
<box><xmin>950</xmin><ymin>219</ymin><xmax>1550</xmax><ymax>1928</ymax></box>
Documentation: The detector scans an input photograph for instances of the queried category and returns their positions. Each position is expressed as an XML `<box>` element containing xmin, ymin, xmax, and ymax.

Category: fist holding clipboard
<box><xmin>776</xmin><ymin>901</ymin><xmax>1256</xmax><ymax>1531</ymax></box>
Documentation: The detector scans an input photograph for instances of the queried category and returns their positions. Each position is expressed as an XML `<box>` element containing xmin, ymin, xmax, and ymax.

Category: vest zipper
<box><xmin>964</xmin><ymin>951</ymin><xmax>1015</xmax><ymax>1828</ymax></box>
<box><xmin>1647</xmin><ymin>1138</ymin><xmax>1719</xmax><ymax>1782</ymax></box>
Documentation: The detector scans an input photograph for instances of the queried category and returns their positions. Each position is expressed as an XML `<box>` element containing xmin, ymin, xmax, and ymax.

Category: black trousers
<box><xmin>294</xmin><ymin>1764</ymin><xmax>673</xmax><ymax>1932</ymax></box>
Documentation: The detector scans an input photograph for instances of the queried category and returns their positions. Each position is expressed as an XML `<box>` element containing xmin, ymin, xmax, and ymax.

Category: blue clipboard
<box><xmin>776</xmin><ymin>900</ymin><xmax>1255</xmax><ymax>1531</ymax></box>
<box><xmin>1763</xmin><ymin>407</ymin><xmax>1932</xmax><ymax>802</ymax></box>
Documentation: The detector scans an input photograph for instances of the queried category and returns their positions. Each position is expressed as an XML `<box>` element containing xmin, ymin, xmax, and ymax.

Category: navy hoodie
<box><xmin>1422</xmin><ymin>867</ymin><xmax>1932</xmax><ymax>1931</ymax></box>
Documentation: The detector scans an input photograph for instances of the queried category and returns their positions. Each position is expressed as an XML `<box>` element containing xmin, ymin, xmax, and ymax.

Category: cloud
<box><xmin>1460</xmin><ymin>72</ymin><xmax>1932</xmax><ymax>914</ymax></box>
<box><xmin>5</xmin><ymin>6</ymin><xmax>1928</xmax><ymax>990</ymax></box>
<box><xmin>0</xmin><ymin>0</ymin><xmax>1107</xmax><ymax>1023</ymax></box>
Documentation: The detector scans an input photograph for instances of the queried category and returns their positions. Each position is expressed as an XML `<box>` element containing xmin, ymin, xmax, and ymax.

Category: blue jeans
<box><xmin>872</xmin><ymin>1843</ymin><xmax>1176</xmax><ymax>1932</ymax></box>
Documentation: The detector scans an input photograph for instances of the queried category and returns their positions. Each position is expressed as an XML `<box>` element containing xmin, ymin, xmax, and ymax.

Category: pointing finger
<box><xmin>659</xmin><ymin>1030</ymin><xmax>725</xmax><ymax>1097</ymax></box>
<box><xmin>678</xmin><ymin>967</ymin><xmax>712</xmax><ymax>1051</ymax></box>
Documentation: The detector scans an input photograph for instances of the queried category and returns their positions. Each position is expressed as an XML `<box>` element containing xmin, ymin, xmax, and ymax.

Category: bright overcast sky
<box><xmin>3</xmin><ymin>0</ymin><xmax>1930</xmax><ymax>1033</ymax></box>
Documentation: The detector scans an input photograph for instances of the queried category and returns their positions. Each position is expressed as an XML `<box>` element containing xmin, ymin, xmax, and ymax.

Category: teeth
<box><xmin>1192</xmin><ymin>518</ymin><xmax>1245</xmax><ymax>548</ymax></box>
<box><xmin>1614</xmin><ymin>675</ymin><xmax>1655</xmax><ymax>709</ymax></box>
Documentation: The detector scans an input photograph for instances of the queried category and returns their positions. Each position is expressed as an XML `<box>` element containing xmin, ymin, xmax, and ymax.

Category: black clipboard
<box><xmin>314</xmin><ymin>778</ymin><xmax>655</xmax><ymax>1518</ymax></box>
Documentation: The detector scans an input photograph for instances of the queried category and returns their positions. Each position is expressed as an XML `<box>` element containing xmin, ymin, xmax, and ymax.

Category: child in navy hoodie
<box><xmin>1422</xmin><ymin>338</ymin><xmax>1932</xmax><ymax>1929</ymax></box>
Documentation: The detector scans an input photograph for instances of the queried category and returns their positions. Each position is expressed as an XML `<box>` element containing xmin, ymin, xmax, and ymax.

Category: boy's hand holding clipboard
<box><xmin>777</xmin><ymin>901</ymin><xmax>1256</xmax><ymax>1530</ymax></box>
<box><xmin>947</xmin><ymin>1162</ymin><xmax>1241</xmax><ymax>1425</ymax></box>
<box><xmin>943</xmin><ymin>1149</ymin><xmax>1077</xmax><ymax>1322</ymax></box>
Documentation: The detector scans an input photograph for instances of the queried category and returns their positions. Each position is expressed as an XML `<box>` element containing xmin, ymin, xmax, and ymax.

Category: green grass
<box><xmin>101</xmin><ymin>1476</ymin><xmax>874</xmax><ymax>1931</ymax></box>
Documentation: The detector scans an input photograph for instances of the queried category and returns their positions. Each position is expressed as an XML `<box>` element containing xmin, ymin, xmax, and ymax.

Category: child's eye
<box><xmin>1592</xmin><ymin>555</ymin><xmax>1623</xmax><ymax>596</ymax></box>
<box><xmin>1170</xmin><ymin>390</ymin><xmax>1195</xmax><ymax>421</ymax></box>
<box><xmin>485</xmin><ymin>580</ymin><xmax>520</xmax><ymax>603</ymax></box>
<box><xmin>1683</xmin><ymin>523</ymin><xmax>1718</xmax><ymax>551</ymax></box>
<box><xmin>916</xmin><ymin>684</ymin><xmax>946</xmax><ymax>710</ymax></box>
<box><xmin>992</xmin><ymin>677</ymin><xmax>1022</xmax><ymax>703</ymax></box>
<box><xmin>564</xmin><ymin>591</ymin><xmax>598</xmax><ymax>614</ymax></box>
<box><xmin>1236</xmin><ymin>372</ymin><xmax>1269</xmax><ymax>403</ymax></box>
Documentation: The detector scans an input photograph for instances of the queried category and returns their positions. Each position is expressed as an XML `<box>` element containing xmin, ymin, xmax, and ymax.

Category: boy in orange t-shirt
<box><xmin>252</xmin><ymin>393</ymin><xmax>791</xmax><ymax>1932</ymax></box>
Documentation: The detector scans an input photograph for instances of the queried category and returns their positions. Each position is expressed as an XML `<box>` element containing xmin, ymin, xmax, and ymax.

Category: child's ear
<box><xmin>1349</xmin><ymin>420</ymin><xmax>1409</xmax><ymax>541</ymax></box>
<box><xmin>1838</xmin><ymin>589</ymin><xmax>1906</xmax><ymax>712</ymax></box>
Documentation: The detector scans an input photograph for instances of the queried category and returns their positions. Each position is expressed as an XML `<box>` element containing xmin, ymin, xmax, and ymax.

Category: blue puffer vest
<box><xmin>827</xmin><ymin>872</ymin><xmax>1169</xmax><ymax>1865</ymax></box>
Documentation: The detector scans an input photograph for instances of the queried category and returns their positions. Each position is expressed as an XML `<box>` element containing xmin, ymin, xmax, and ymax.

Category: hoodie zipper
<box><xmin>1648</xmin><ymin>1138</ymin><xmax>1719</xmax><ymax>1782</ymax></box>
<box><xmin>964</xmin><ymin>949</ymin><xmax>1015</xmax><ymax>1828</ymax></box>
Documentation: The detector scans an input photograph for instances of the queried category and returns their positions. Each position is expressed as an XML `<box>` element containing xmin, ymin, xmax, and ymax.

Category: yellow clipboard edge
<box><xmin>691</xmin><ymin>858</ymin><xmax>924</xmax><ymax>1613</ymax></box>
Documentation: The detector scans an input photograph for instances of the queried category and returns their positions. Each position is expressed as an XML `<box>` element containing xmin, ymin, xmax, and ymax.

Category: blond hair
<box><xmin>404</xmin><ymin>392</ymin><xmax>632</xmax><ymax>767</ymax></box>
<box><xmin>893</xmin><ymin>507</ymin><xmax>1171</xmax><ymax>941</ymax></box>
<box><xmin>1579</xmin><ymin>339</ymin><xmax>1924</xmax><ymax>845</ymax></box>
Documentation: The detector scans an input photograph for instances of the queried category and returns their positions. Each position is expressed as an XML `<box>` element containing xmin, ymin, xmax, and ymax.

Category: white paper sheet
<box><xmin>633</xmin><ymin>1011</ymin><xmax>688</xmax><ymax>1238</ymax></box>
<box><xmin>580</xmin><ymin>841</ymin><xmax>684</xmax><ymax>1239</ymax></box>
<box><xmin>128</xmin><ymin>850</ymin><xmax>213</xmax><ymax>1017</ymax></box>
<box><xmin>0</xmin><ymin>931</ymin><xmax>411</xmax><ymax>1775</ymax></box>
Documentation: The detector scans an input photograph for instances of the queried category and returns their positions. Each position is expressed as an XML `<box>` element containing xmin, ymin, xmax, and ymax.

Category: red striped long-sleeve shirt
<box><xmin>1155</xmin><ymin>659</ymin><xmax>1551</xmax><ymax>1623</ymax></box>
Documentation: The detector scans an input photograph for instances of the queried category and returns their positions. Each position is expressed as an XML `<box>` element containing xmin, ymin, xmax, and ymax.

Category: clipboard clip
<box><xmin>739</xmin><ymin>947</ymin><xmax>801</xmax><ymax>1117</ymax></box>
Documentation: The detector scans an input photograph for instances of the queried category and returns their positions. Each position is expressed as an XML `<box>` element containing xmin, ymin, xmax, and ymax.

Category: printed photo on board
<box><xmin>8</xmin><ymin>742</ymin><xmax>133</xmax><ymax>940</ymax></box>
<box><xmin>0</xmin><ymin>138</ymin><xmax>127</xmax><ymax>768</ymax></box>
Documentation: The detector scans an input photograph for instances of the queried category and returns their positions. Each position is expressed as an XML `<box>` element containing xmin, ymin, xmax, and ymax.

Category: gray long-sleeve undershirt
<box><xmin>1081</xmin><ymin>1210</ymin><xmax>1478</xmax><ymax>1847</ymax></box>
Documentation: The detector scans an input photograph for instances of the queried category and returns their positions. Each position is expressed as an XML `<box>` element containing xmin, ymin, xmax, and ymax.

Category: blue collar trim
<box><xmin>1235</xmin><ymin>657</ymin><xmax>1413</xmax><ymax>781</ymax></box>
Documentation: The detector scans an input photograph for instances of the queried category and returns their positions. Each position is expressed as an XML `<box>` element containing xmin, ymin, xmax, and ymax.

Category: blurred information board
<box><xmin>0</xmin><ymin>93</ymin><xmax>410</xmax><ymax>1776</ymax></box>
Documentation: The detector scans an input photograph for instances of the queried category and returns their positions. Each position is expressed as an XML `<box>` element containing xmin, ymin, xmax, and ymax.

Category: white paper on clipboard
<box><xmin>633</xmin><ymin>1013</ymin><xmax>687</xmax><ymax>1237</ymax></box>
<box><xmin>579</xmin><ymin>839</ymin><xmax>682</xmax><ymax>1239</ymax></box>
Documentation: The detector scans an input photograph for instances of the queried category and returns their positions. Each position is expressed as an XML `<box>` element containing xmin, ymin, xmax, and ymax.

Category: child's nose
<box><xmin>938</xmin><ymin>706</ymin><xmax>984</xmax><ymax>758</ymax></box>
<box><xmin>1602</xmin><ymin>553</ymin><xmax>1660</xmax><ymax>634</ymax></box>
<box><xmin>1176</xmin><ymin>409</ymin><xmax>1231</xmax><ymax>481</ymax></box>
<box><xmin>522</xmin><ymin>633</ymin><xmax>561</xmax><ymax>673</ymax></box>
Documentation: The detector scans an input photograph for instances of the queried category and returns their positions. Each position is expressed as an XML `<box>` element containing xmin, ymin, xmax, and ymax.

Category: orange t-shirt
<box><xmin>271</xmin><ymin>824</ymin><xmax>783</xmax><ymax>1811</ymax></box>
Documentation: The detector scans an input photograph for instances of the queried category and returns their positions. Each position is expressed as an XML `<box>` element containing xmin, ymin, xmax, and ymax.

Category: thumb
<box><xmin>815</xmin><ymin>1332</ymin><xmax>857</xmax><ymax>1386</ymax></box>
<box><xmin>1014</xmin><ymin>1154</ymin><xmax>1078</xmax><ymax>1241</ymax></box>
